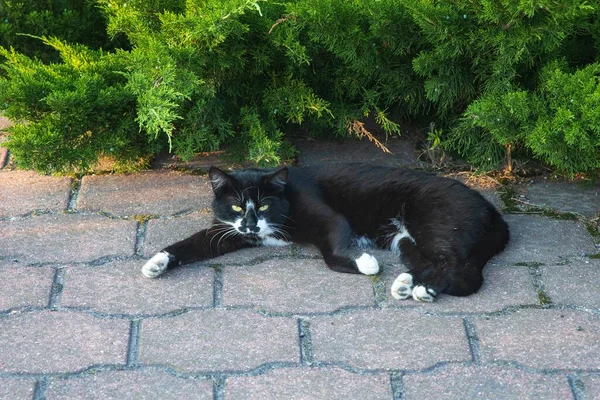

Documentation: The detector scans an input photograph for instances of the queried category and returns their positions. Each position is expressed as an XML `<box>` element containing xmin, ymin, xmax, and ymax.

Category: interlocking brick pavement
<box><xmin>45</xmin><ymin>370</ymin><xmax>213</xmax><ymax>399</ymax></box>
<box><xmin>1</xmin><ymin>144</ymin><xmax>599</xmax><ymax>398</ymax></box>
<box><xmin>0</xmin><ymin>171</ymin><xmax>71</xmax><ymax>217</ymax></box>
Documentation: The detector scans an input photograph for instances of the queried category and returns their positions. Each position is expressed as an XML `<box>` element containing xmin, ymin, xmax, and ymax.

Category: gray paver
<box><xmin>0</xmin><ymin>311</ymin><xmax>129</xmax><ymax>373</ymax></box>
<box><xmin>225</xmin><ymin>367</ymin><xmax>393</xmax><ymax>399</ymax></box>
<box><xmin>383</xmin><ymin>265</ymin><xmax>539</xmax><ymax>311</ymax></box>
<box><xmin>143</xmin><ymin>213</ymin><xmax>213</xmax><ymax>257</ymax></box>
<box><xmin>0</xmin><ymin>214</ymin><xmax>136</xmax><ymax>263</ymax></box>
<box><xmin>0</xmin><ymin>379</ymin><xmax>36</xmax><ymax>399</ymax></box>
<box><xmin>475</xmin><ymin>309</ymin><xmax>600</xmax><ymax>369</ymax></box>
<box><xmin>491</xmin><ymin>215</ymin><xmax>596</xmax><ymax>265</ymax></box>
<box><xmin>61</xmin><ymin>259</ymin><xmax>214</xmax><ymax>315</ymax></box>
<box><xmin>540</xmin><ymin>261</ymin><xmax>600</xmax><ymax>308</ymax></box>
<box><xmin>581</xmin><ymin>375</ymin><xmax>600</xmax><ymax>399</ymax></box>
<box><xmin>0</xmin><ymin>170</ymin><xmax>71</xmax><ymax>217</ymax></box>
<box><xmin>0</xmin><ymin>263</ymin><xmax>54</xmax><ymax>310</ymax></box>
<box><xmin>222</xmin><ymin>258</ymin><xmax>375</xmax><ymax>313</ymax></box>
<box><xmin>296</xmin><ymin>137</ymin><xmax>420</xmax><ymax>168</ymax></box>
<box><xmin>46</xmin><ymin>370</ymin><xmax>213</xmax><ymax>399</ymax></box>
<box><xmin>403</xmin><ymin>365</ymin><xmax>572</xmax><ymax>400</ymax></box>
<box><xmin>310</xmin><ymin>310</ymin><xmax>470</xmax><ymax>370</ymax></box>
<box><xmin>525</xmin><ymin>181</ymin><xmax>600</xmax><ymax>217</ymax></box>
<box><xmin>77</xmin><ymin>171</ymin><xmax>213</xmax><ymax>216</ymax></box>
<box><xmin>139</xmin><ymin>309</ymin><xmax>298</xmax><ymax>371</ymax></box>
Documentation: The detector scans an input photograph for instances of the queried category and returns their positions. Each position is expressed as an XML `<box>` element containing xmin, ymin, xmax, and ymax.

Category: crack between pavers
<box><xmin>212</xmin><ymin>267</ymin><xmax>224</xmax><ymax>308</ymax></box>
<box><xmin>66</xmin><ymin>177</ymin><xmax>82</xmax><ymax>212</ymax></box>
<box><xmin>2</xmin><ymin>302</ymin><xmax>599</xmax><ymax>322</ymax></box>
<box><xmin>33</xmin><ymin>376</ymin><xmax>49</xmax><ymax>400</ymax></box>
<box><xmin>568</xmin><ymin>373</ymin><xmax>585</xmax><ymax>400</ymax></box>
<box><xmin>2</xmin><ymin>361</ymin><xmax>600</xmax><ymax>382</ymax></box>
<box><xmin>126</xmin><ymin>320</ymin><xmax>141</xmax><ymax>367</ymax></box>
<box><xmin>390</xmin><ymin>372</ymin><xmax>405</xmax><ymax>400</ymax></box>
<box><xmin>48</xmin><ymin>268</ymin><xmax>65</xmax><ymax>311</ymax></box>
<box><xmin>298</xmin><ymin>318</ymin><xmax>313</xmax><ymax>366</ymax></box>
<box><xmin>213</xmin><ymin>377</ymin><xmax>225</xmax><ymax>400</ymax></box>
<box><xmin>134</xmin><ymin>220</ymin><xmax>148</xmax><ymax>256</ymax></box>
<box><xmin>528</xmin><ymin>265</ymin><xmax>553</xmax><ymax>306</ymax></box>
<box><xmin>462</xmin><ymin>317</ymin><xmax>482</xmax><ymax>364</ymax></box>
<box><xmin>0</xmin><ymin>208</ymin><xmax>213</xmax><ymax>223</ymax></box>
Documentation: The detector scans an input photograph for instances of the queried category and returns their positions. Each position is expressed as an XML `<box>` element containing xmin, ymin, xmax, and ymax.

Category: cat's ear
<box><xmin>264</xmin><ymin>167</ymin><xmax>289</xmax><ymax>190</ymax></box>
<box><xmin>208</xmin><ymin>166</ymin><xmax>232</xmax><ymax>194</ymax></box>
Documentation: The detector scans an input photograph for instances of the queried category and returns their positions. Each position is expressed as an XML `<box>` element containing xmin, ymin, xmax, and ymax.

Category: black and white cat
<box><xmin>142</xmin><ymin>164</ymin><xmax>509</xmax><ymax>302</ymax></box>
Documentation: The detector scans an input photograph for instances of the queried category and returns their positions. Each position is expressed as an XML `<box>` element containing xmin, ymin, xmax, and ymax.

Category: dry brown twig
<box><xmin>348</xmin><ymin>120</ymin><xmax>391</xmax><ymax>154</ymax></box>
<box><xmin>269</xmin><ymin>15</ymin><xmax>297</xmax><ymax>34</ymax></box>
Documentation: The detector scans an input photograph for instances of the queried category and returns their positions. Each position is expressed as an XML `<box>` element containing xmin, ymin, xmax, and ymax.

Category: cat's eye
<box><xmin>231</xmin><ymin>205</ymin><xmax>243</xmax><ymax>212</ymax></box>
<box><xmin>259</xmin><ymin>204</ymin><xmax>269</xmax><ymax>211</ymax></box>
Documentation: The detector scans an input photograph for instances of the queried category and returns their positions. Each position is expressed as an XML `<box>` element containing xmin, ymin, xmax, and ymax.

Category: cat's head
<box><xmin>208</xmin><ymin>166</ymin><xmax>291</xmax><ymax>239</ymax></box>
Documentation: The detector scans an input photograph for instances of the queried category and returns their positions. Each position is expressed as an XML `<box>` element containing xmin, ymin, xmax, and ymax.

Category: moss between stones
<box><xmin>498</xmin><ymin>186</ymin><xmax>520</xmax><ymax>213</ymax></box>
<box><xmin>538</xmin><ymin>290</ymin><xmax>551</xmax><ymax>305</ymax></box>
<box><xmin>514</xmin><ymin>261</ymin><xmax>545</xmax><ymax>267</ymax></box>
<box><xmin>132</xmin><ymin>214</ymin><xmax>157</xmax><ymax>223</ymax></box>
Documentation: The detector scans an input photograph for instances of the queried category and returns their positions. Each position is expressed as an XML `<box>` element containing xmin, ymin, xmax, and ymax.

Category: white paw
<box><xmin>390</xmin><ymin>272</ymin><xmax>414</xmax><ymax>300</ymax></box>
<box><xmin>412</xmin><ymin>285</ymin><xmax>437</xmax><ymax>303</ymax></box>
<box><xmin>355</xmin><ymin>253</ymin><xmax>380</xmax><ymax>275</ymax></box>
<box><xmin>141</xmin><ymin>252</ymin><xmax>171</xmax><ymax>278</ymax></box>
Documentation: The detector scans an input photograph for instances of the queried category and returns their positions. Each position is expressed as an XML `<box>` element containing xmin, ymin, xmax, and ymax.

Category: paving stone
<box><xmin>525</xmin><ymin>181</ymin><xmax>600</xmax><ymax>217</ymax></box>
<box><xmin>383</xmin><ymin>265</ymin><xmax>539</xmax><ymax>312</ymax></box>
<box><xmin>0</xmin><ymin>310</ymin><xmax>129</xmax><ymax>373</ymax></box>
<box><xmin>540</xmin><ymin>261</ymin><xmax>600</xmax><ymax>308</ymax></box>
<box><xmin>77</xmin><ymin>171</ymin><xmax>213</xmax><ymax>216</ymax></box>
<box><xmin>143</xmin><ymin>213</ymin><xmax>292</xmax><ymax>261</ymax></box>
<box><xmin>296</xmin><ymin>137</ymin><xmax>420</xmax><ymax>168</ymax></box>
<box><xmin>475</xmin><ymin>309</ymin><xmax>600</xmax><ymax>369</ymax></box>
<box><xmin>0</xmin><ymin>170</ymin><xmax>71</xmax><ymax>217</ymax></box>
<box><xmin>0</xmin><ymin>379</ymin><xmax>36</xmax><ymax>399</ymax></box>
<box><xmin>222</xmin><ymin>258</ymin><xmax>375</xmax><ymax>313</ymax></box>
<box><xmin>0</xmin><ymin>214</ymin><xmax>136</xmax><ymax>263</ymax></box>
<box><xmin>310</xmin><ymin>310</ymin><xmax>470</xmax><ymax>370</ymax></box>
<box><xmin>491</xmin><ymin>215</ymin><xmax>596</xmax><ymax>265</ymax></box>
<box><xmin>225</xmin><ymin>367</ymin><xmax>392</xmax><ymax>399</ymax></box>
<box><xmin>143</xmin><ymin>213</ymin><xmax>213</xmax><ymax>257</ymax></box>
<box><xmin>0</xmin><ymin>263</ymin><xmax>54</xmax><ymax>310</ymax></box>
<box><xmin>403</xmin><ymin>365</ymin><xmax>572</xmax><ymax>400</ymax></box>
<box><xmin>580</xmin><ymin>375</ymin><xmax>600</xmax><ymax>399</ymax></box>
<box><xmin>46</xmin><ymin>370</ymin><xmax>213</xmax><ymax>400</ymax></box>
<box><xmin>139</xmin><ymin>309</ymin><xmax>298</xmax><ymax>371</ymax></box>
<box><xmin>61</xmin><ymin>259</ymin><xmax>214</xmax><ymax>315</ymax></box>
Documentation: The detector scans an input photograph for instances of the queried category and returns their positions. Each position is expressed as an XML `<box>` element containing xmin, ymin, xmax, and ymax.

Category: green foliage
<box><xmin>0</xmin><ymin>0</ymin><xmax>123</xmax><ymax>62</ymax></box>
<box><xmin>0</xmin><ymin>39</ymin><xmax>149</xmax><ymax>172</ymax></box>
<box><xmin>1</xmin><ymin>0</ymin><xmax>600</xmax><ymax>175</ymax></box>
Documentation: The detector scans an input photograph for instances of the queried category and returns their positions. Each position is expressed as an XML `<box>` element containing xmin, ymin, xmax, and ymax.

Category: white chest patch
<box><xmin>262</xmin><ymin>236</ymin><xmax>291</xmax><ymax>247</ymax></box>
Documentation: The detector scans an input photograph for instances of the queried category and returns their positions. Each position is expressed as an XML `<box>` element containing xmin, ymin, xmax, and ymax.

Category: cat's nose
<box><xmin>247</xmin><ymin>225</ymin><xmax>260</xmax><ymax>233</ymax></box>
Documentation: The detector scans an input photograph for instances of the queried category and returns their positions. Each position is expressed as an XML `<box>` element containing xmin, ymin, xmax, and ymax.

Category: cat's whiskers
<box><xmin>216</xmin><ymin>228</ymin><xmax>241</xmax><ymax>252</ymax></box>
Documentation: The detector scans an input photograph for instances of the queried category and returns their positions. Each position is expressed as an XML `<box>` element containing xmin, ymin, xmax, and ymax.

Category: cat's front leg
<box><xmin>142</xmin><ymin>226</ymin><xmax>255</xmax><ymax>278</ymax></box>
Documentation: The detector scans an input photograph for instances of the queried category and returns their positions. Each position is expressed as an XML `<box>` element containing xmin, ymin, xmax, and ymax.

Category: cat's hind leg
<box><xmin>301</xmin><ymin>206</ymin><xmax>379</xmax><ymax>275</ymax></box>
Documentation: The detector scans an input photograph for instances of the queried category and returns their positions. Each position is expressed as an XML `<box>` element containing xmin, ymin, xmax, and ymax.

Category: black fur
<box><xmin>147</xmin><ymin>163</ymin><xmax>509</xmax><ymax>298</ymax></box>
